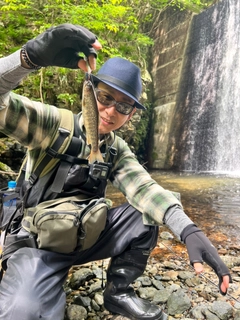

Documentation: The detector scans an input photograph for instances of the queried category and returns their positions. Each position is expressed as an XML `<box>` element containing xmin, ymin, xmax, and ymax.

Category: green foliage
<box><xmin>170</xmin><ymin>0</ymin><xmax>213</xmax><ymax>12</ymax></box>
<box><xmin>0</xmin><ymin>0</ymin><xmax>217</xmax><ymax>158</ymax></box>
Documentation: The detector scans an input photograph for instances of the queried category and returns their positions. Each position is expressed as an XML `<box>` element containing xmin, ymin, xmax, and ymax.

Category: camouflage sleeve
<box><xmin>0</xmin><ymin>50</ymin><xmax>61</xmax><ymax>150</ymax></box>
<box><xmin>110</xmin><ymin>136</ymin><xmax>183</xmax><ymax>226</ymax></box>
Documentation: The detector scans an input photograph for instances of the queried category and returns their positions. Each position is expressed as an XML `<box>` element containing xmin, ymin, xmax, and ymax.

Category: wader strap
<box><xmin>51</xmin><ymin>136</ymin><xmax>87</xmax><ymax>193</ymax></box>
<box><xmin>20</xmin><ymin>128</ymin><xmax>72</xmax><ymax>205</ymax></box>
<box><xmin>28</xmin><ymin>128</ymin><xmax>70</xmax><ymax>186</ymax></box>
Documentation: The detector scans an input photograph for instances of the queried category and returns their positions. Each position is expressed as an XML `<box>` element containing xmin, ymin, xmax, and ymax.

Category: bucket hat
<box><xmin>91</xmin><ymin>57</ymin><xmax>145</xmax><ymax>110</ymax></box>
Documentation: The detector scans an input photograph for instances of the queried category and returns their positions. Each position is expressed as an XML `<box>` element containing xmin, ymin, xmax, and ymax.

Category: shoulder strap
<box><xmin>35</xmin><ymin>108</ymin><xmax>75</xmax><ymax>179</ymax></box>
<box><xmin>103</xmin><ymin>131</ymin><xmax>118</xmax><ymax>165</ymax></box>
<box><xmin>20</xmin><ymin>109</ymin><xmax>81</xmax><ymax>201</ymax></box>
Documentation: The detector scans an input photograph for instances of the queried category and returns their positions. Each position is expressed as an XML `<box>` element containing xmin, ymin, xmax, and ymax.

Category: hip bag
<box><xmin>22</xmin><ymin>195</ymin><xmax>109</xmax><ymax>253</ymax></box>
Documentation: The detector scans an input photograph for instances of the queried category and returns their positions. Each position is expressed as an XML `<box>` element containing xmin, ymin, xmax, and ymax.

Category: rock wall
<box><xmin>147</xmin><ymin>0</ymin><xmax>238</xmax><ymax>172</ymax></box>
<box><xmin>147</xmin><ymin>8</ymin><xmax>194</xmax><ymax>169</ymax></box>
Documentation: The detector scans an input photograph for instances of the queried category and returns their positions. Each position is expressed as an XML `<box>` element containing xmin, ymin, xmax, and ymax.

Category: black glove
<box><xmin>181</xmin><ymin>224</ymin><xmax>232</xmax><ymax>295</ymax></box>
<box><xmin>25</xmin><ymin>23</ymin><xmax>98</xmax><ymax>69</ymax></box>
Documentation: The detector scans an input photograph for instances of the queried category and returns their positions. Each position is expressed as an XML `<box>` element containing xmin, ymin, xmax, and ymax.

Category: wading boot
<box><xmin>103</xmin><ymin>250</ymin><xmax>168</xmax><ymax>320</ymax></box>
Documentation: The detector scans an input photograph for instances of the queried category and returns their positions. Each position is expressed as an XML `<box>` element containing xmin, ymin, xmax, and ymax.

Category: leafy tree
<box><xmin>0</xmin><ymin>0</ymin><xmax>218</xmax><ymax>158</ymax></box>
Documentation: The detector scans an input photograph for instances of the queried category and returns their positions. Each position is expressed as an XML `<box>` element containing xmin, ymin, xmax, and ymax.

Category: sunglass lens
<box><xmin>116</xmin><ymin>103</ymin><xmax>133</xmax><ymax>115</ymax></box>
<box><xmin>96</xmin><ymin>90</ymin><xmax>134</xmax><ymax>115</ymax></box>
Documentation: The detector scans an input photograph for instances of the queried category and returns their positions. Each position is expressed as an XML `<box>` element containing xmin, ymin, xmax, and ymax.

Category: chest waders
<box><xmin>0</xmin><ymin>110</ymin><xmax>116</xmax><ymax>276</ymax></box>
<box><xmin>0</xmin><ymin>111</ymin><xmax>168</xmax><ymax>320</ymax></box>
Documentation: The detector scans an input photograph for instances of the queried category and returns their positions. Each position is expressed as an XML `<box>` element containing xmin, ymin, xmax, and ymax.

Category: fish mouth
<box><xmin>101</xmin><ymin>116</ymin><xmax>114</xmax><ymax>125</ymax></box>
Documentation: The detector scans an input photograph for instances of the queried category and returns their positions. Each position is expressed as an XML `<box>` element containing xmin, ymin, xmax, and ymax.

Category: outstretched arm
<box><xmin>164</xmin><ymin>206</ymin><xmax>232</xmax><ymax>295</ymax></box>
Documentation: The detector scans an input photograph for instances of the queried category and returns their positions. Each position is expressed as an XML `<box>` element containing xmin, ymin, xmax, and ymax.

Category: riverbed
<box><xmin>106</xmin><ymin>170</ymin><xmax>240</xmax><ymax>246</ymax></box>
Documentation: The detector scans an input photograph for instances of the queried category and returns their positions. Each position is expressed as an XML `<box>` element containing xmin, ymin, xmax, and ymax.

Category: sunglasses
<box><xmin>95</xmin><ymin>89</ymin><xmax>135</xmax><ymax>115</ymax></box>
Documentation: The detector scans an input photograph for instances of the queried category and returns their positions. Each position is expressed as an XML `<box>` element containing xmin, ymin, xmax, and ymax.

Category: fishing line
<box><xmin>159</xmin><ymin>241</ymin><xmax>240</xmax><ymax>303</ymax></box>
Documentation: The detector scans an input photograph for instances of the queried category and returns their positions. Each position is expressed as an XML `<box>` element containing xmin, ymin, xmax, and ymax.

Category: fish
<box><xmin>82</xmin><ymin>74</ymin><xmax>104</xmax><ymax>164</ymax></box>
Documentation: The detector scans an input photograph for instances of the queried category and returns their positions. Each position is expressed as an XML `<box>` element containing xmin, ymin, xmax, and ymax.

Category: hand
<box><xmin>181</xmin><ymin>224</ymin><xmax>232</xmax><ymax>295</ymax></box>
<box><xmin>25</xmin><ymin>23</ymin><xmax>102</xmax><ymax>70</ymax></box>
<box><xmin>193</xmin><ymin>262</ymin><xmax>230</xmax><ymax>294</ymax></box>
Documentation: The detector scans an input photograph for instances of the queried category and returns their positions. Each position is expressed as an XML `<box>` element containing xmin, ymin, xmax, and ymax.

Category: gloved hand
<box><xmin>181</xmin><ymin>224</ymin><xmax>232</xmax><ymax>295</ymax></box>
<box><xmin>24</xmin><ymin>23</ymin><xmax>99</xmax><ymax>69</ymax></box>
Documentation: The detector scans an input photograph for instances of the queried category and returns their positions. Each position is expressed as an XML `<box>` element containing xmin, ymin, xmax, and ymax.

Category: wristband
<box><xmin>21</xmin><ymin>45</ymin><xmax>41</xmax><ymax>70</ymax></box>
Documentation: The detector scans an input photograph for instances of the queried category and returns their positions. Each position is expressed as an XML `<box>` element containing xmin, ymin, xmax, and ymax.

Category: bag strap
<box><xmin>50</xmin><ymin>136</ymin><xmax>87</xmax><ymax>193</ymax></box>
<box><xmin>25</xmin><ymin>194</ymin><xmax>94</xmax><ymax>212</ymax></box>
<box><xmin>20</xmin><ymin>109</ymin><xmax>84</xmax><ymax>204</ymax></box>
<box><xmin>21</xmin><ymin>194</ymin><xmax>96</xmax><ymax>232</ymax></box>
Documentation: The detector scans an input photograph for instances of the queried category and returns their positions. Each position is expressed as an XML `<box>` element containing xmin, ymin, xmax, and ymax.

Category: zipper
<box><xmin>34</xmin><ymin>210</ymin><xmax>80</xmax><ymax>227</ymax></box>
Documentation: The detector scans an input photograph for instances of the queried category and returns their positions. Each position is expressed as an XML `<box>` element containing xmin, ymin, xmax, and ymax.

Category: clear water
<box><xmin>106</xmin><ymin>171</ymin><xmax>240</xmax><ymax>245</ymax></box>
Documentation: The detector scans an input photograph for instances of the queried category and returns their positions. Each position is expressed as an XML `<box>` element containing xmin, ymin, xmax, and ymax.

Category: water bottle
<box><xmin>3</xmin><ymin>180</ymin><xmax>17</xmax><ymax>207</ymax></box>
<box><xmin>1</xmin><ymin>180</ymin><xmax>17</xmax><ymax>248</ymax></box>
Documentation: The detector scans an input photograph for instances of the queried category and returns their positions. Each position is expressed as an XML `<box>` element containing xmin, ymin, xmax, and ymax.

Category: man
<box><xmin>0</xmin><ymin>24</ymin><xmax>231</xmax><ymax>320</ymax></box>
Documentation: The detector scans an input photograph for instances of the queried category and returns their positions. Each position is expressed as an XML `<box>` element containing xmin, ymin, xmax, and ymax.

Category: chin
<box><xmin>99</xmin><ymin>127</ymin><xmax>111</xmax><ymax>135</ymax></box>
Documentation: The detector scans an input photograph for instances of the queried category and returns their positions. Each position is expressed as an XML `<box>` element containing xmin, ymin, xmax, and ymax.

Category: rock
<box><xmin>210</xmin><ymin>301</ymin><xmax>233</xmax><ymax>320</ymax></box>
<box><xmin>69</xmin><ymin>268</ymin><xmax>95</xmax><ymax>290</ymax></box>
<box><xmin>160</xmin><ymin>231</ymin><xmax>174</xmax><ymax>240</ymax></box>
<box><xmin>167</xmin><ymin>289</ymin><xmax>192</xmax><ymax>315</ymax></box>
<box><xmin>65</xmin><ymin>304</ymin><xmax>87</xmax><ymax>320</ymax></box>
<box><xmin>62</xmin><ymin>250</ymin><xmax>240</xmax><ymax>320</ymax></box>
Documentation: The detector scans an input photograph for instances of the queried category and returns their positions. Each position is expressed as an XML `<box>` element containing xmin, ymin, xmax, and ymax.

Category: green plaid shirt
<box><xmin>0</xmin><ymin>50</ymin><xmax>182</xmax><ymax>226</ymax></box>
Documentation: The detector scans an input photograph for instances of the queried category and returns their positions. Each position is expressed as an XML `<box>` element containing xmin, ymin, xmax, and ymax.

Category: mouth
<box><xmin>101</xmin><ymin>116</ymin><xmax>114</xmax><ymax>125</ymax></box>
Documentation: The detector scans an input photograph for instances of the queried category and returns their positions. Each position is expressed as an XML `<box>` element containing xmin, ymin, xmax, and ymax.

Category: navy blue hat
<box><xmin>92</xmin><ymin>57</ymin><xmax>145</xmax><ymax>110</ymax></box>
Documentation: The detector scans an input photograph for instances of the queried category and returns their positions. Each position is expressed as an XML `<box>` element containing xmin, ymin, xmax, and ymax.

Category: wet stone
<box><xmin>210</xmin><ymin>301</ymin><xmax>234</xmax><ymax>320</ymax></box>
<box><xmin>66</xmin><ymin>304</ymin><xmax>87</xmax><ymax>320</ymax></box>
<box><xmin>178</xmin><ymin>271</ymin><xmax>195</xmax><ymax>280</ymax></box>
<box><xmin>160</xmin><ymin>231</ymin><xmax>174</xmax><ymax>240</ymax></box>
<box><xmin>73</xmin><ymin>295</ymin><xmax>91</xmax><ymax>307</ymax></box>
<box><xmin>152</xmin><ymin>287</ymin><xmax>172</xmax><ymax>304</ymax></box>
<box><xmin>163</xmin><ymin>261</ymin><xmax>179</xmax><ymax>270</ymax></box>
<box><xmin>152</xmin><ymin>279</ymin><xmax>165</xmax><ymax>290</ymax></box>
<box><xmin>87</xmin><ymin>281</ymin><xmax>102</xmax><ymax>294</ymax></box>
<box><xmin>63</xmin><ymin>245</ymin><xmax>240</xmax><ymax>320</ymax></box>
<box><xmin>138</xmin><ymin>286</ymin><xmax>158</xmax><ymax>300</ymax></box>
<box><xmin>191</xmin><ymin>303</ymin><xmax>208</xmax><ymax>319</ymax></box>
<box><xmin>94</xmin><ymin>293</ymin><xmax>104</xmax><ymax>306</ymax></box>
<box><xmin>167</xmin><ymin>289</ymin><xmax>192</xmax><ymax>315</ymax></box>
<box><xmin>138</xmin><ymin>275</ymin><xmax>152</xmax><ymax>286</ymax></box>
<box><xmin>203</xmin><ymin>308</ymin><xmax>220</xmax><ymax>320</ymax></box>
<box><xmin>69</xmin><ymin>268</ymin><xmax>95</xmax><ymax>290</ymax></box>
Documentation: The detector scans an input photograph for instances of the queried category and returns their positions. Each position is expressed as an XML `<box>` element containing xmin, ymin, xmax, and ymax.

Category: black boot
<box><xmin>104</xmin><ymin>250</ymin><xmax>168</xmax><ymax>320</ymax></box>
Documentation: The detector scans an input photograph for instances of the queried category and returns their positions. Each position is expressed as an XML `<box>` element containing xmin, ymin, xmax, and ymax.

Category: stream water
<box><xmin>106</xmin><ymin>171</ymin><xmax>240</xmax><ymax>247</ymax></box>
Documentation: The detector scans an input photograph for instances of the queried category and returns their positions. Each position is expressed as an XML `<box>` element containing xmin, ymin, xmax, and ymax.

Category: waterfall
<box><xmin>215</xmin><ymin>0</ymin><xmax>240</xmax><ymax>172</ymax></box>
<box><xmin>174</xmin><ymin>0</ymin><xmax>240</xmax><ymax>174</ymax></box>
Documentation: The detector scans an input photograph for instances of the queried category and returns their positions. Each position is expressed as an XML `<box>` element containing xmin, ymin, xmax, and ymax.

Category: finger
<box><xmin>92</xmin><ymin>39</ymin><xmax>102</xmax><ymax>50</ymax></box>
<box><xmin>77</xmin><ymin>56</ymin><xmax>96</xmax><ymax>72</ymax></box>
<box><xmin>78</xmin><ymin>59</ymin><xmax>88</xmax><ymax>72</ymax></box>
<box><xmin>87</xmin><ymin>54</ymin><xmax>97</xmax><ymax>71</ymax></box>
<box><xmin>193</xmin><ymin>262</ymin><xmax>204</xmax><ymax>275</ymax></box>
<box><xmin>220</xmin><ymin>275</ymin><xmax>230</xmax><ymax>294</ymax></box>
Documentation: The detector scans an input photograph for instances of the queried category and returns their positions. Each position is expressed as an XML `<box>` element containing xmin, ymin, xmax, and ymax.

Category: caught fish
<box><xmin>82</xmin><ymin>74</ymin><xmax>104</xmax><ymax>164</ymax></box>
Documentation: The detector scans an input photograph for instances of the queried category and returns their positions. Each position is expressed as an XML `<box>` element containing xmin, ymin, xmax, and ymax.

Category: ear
<box><xmin>127</xmin><ymin>108</ymin><xmax>136</xmax><ymax>120</ymax></box>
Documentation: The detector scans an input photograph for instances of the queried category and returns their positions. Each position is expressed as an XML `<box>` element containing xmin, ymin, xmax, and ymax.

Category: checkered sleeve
<box><xmin>110</xmin><ymin>137</ymin><xmax>183</xmax><ymax>226</ymax></box>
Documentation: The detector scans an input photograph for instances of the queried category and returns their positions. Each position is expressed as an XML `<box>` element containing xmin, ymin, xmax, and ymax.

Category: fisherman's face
<box><xmin>96</xmin><ymin>82</ymin><xmax>136</xmax><ymax>134</ymax></box>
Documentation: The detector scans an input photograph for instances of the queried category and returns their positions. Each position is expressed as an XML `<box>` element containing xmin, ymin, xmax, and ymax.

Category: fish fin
<box><xmin>89</xmin><ymin>148</ymin><xmax>104</xmax><ymax>164</ymax></box>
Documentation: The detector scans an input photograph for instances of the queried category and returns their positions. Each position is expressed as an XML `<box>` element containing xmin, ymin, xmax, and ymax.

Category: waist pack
<box><xmin>22</xmin><ymin>196</ymin><xmax>109</xmax><ymax>253</ymax></box>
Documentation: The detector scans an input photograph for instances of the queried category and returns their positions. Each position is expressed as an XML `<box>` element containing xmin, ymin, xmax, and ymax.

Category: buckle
<box><xmin>45</xmin><ymin>147</ymin><xmax>58</xmax><ymax>158</ymax></box>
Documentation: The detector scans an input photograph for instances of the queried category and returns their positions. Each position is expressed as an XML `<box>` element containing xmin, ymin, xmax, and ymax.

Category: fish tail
<box><xmin>89</xmin><ymin>148</ymin><xmax>104</xmax><ymax>164</ymax></box>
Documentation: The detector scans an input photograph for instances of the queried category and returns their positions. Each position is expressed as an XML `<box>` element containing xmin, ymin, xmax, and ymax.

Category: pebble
<box><xmin>63</xmin><ymin>238</ymin><xmax>240</xmax><ymax>320</ymax></box>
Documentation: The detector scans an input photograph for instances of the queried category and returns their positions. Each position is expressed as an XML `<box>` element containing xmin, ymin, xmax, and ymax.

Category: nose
<box><xmin>105</xmin><ymin>104</ymin><xmax>117</xmax><ymax>116</ymax></box>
